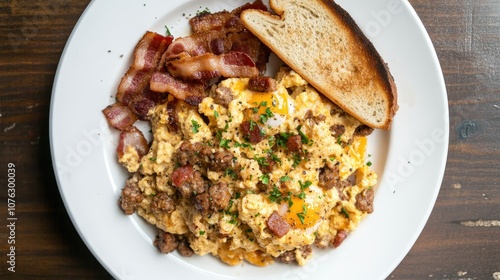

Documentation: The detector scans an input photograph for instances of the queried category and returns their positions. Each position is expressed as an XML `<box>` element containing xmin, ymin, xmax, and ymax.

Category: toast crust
<box><xmin>241</xmin><ymin>0</ymin><xmax>398</xmax><ymax>129</ymax></box>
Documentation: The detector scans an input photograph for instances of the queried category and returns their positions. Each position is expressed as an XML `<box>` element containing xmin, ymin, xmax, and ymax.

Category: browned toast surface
<box><xmin>241</xmin><ymin>0</ymin><xmax>398</xmax><ymax>129</ymax></box>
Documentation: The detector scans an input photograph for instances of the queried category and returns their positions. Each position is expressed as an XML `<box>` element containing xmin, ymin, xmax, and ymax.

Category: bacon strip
<box><xmin>132</xmin><ymin>31</ymin><xmax>173</xmax><ymax>71</ymax></box>
<box><xmin>189</xmin><ymin>0</ymin><xmax>267</xmax><ymax>34</ymax></box>
<box><xmin>163</xmin><ymin>30</ymin><xmax>225</xmax><ymax>60</ymax></box>
<box><xmin>116</xmin><ymin>69</ymin><xmax>152</xmax><ymax>106</ymax></box>
<box><xmin>163</xmin><ymin>30</ymin><xmax>266</xmax><ymax>72</ymax></box>
<box><xmin>114</xmin><ymin>31</ymin><xmax>173</xmax><ymax>120</ymax></box>
<box><xmin>163</xmin><ymin>1</ymin><xmax>269</xmax><ymax>73</ymax></box>
<box><xmin>150</xmin><ymin>72</ymin><xmax>206</xmax><ymax>106</ymax></box>
<box><xmin>102</xmin><ymin>102</ymin><xmax>138</xmax><ymax>131</ymax></box>
<box><xmin>167</xmin><ymin>51</ymin><xmax>258</xmax><ymax>81</ymax></box>
<box><xmin>117</xmin><ymin>126</ymin><xmax>149</xmax><ymax>159</ymax></box>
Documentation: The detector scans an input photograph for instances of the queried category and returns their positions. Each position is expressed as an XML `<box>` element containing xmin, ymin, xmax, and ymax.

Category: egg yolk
<box><xmin>285</xmin><ymin>197</ymin><xmax>321</xmax><ymax>229</ymax></box>
<box><xmin>248</xmin><ymin>90</ymin><xmax>290</xmax><ymax>116</ymax></box>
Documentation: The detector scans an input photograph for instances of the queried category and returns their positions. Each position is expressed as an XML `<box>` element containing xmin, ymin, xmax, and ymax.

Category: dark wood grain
<box><xmin>0</xmin><ymin>0</ymin><xmax>499</xmax><ymax>279</ymax></box>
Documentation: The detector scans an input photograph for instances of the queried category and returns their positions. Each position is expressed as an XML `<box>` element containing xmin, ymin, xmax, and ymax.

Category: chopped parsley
<box><xmin>270</xmin><ymin>154</ymin><xmax>282</xmax><ymax>164</ymax></box>
<box><xmin>224</xmin><ymin>199</ymin><xmax>239</xmax><ymax>224</ymax></box>
<box><xmin>268</xmin><ymin>186</ymin><xmax>282</xmax><ymax>203</ymax></box>
<box><xmin>336</xmin><ymin>135</ymin><xmax>343</xmax><ymax>145</ymax></box>
<box><xmin>214</xmin><ymin>110</ymin><xmax>219</xmax><ymax>119</ymax></box>
<box><xmin>366</xmin><ymin>161</ymin><xmax>373</xmax><ymax>166</ymax></box>
<box><xmin>341</xmin><ymin>206</ymin><xmax>350</xmax><ymax>219</ymax></box>
<box><xmin>329</xmin><ymin>156</ymin><xmax>336</xmax><ymax>162</ymax></box>
<box><xmin>199</xmin><ymin>230</ymin><xmax>205</xmax><ymax>235</ymax></box>
<box><xmin>280</xmin><ymin>175</ymin><xmax>291</xmax><ymax>182</ymax></box>
<box><xmin>259</xmin><ymin>107</ymin><xmax>274</xmax><ymax>124</ymax></box>
<box><xmin>224</xmin><ymin>169</ymin><xmax>238</xmax><ymax>180</ymax></box>
<box><xmin>254</xmin><ymin>155</ymin><xmax>268</xmax><ymax>166</ymax></box>
<box><xmin>297</xmin><ymin>125</ymin><xmax>313</xmax><ymax>146</ymax></box>
<box><xmin>164</xmin><ymin>25</ymin><xmax>171</xmax><ymax>36</ymax></box>
<box><xmin>292</xmin><ymin>153</ymin><xmax>302</xmax><ymax>168</ymax></box>
<box><xmin>277</xmin><ymin>132</ymin><xmax>291</xmax><ymax>147</ymax></box>
<box><xmin>220</xmin><ymin>138</ymin><xmax>231</xmax><ymax>149</ymax></box>
<box><xmin>296</xmin><ymin>204</ymin><xmax>308</xmax><ymax>225</ymax></box>
<box><xmin>268</xmin><ymin>135</ymin><xmax>276</xmax><ymax>147</ymax></box>
<box><xmin>297</xmin><ymin>180</ymin><xmax>312</xmax><ymax>199</ymax></box>
<box><xmin>268</xmin><ymin>187</ymin><xmax>293</xmax><ymax>207</ymax></box>
<box><xmin>191</xmin><ymin>119</ymin><xmax>201</xmax><ymax>134</ymax></box>
<box><xmin>249</xmin><ymin>119</ymin><xmax>257</xmax><ymax>131</ymax></box>
<box><xmin>215</xmin><ymin>129</ymin><xmax>223</xmax><ymax>140</ymax></box>
<box><xmin>260</xmin><ymin>173</ymin><xmax>270</xmax><ymax>185</ymax></box>
<box><xmin>234</xmin><ymin>141</ymin><xmax>253</xmax><ymax>150</ymax></box>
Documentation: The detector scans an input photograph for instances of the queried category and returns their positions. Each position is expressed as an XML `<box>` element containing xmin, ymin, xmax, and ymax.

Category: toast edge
<box><xmin>241</xmin><ymin>1</ymin><xmax>399</xmax><ymax>130</ymax></box>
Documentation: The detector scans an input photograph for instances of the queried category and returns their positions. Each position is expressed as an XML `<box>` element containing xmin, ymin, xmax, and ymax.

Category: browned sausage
<box><xmin>355</xmin><ymin>189</ymin><xmax>375</xmax><ymax>213</ymax></box>
<box><xmin>150</xmin><ymin>192</ymin><xmax>176</xmax><ymax>215</ymax></box>
<box><xmin>119</xmin><ymin>176</ymin><xmax>144</xmax><ymax>215</ymax></box>
<box><xmin>248</xmin><ymin>76</ymin><xmax>277</xmax><ymax>92</ymax></box>
<box><xmin>240</xmin><ymin>121</ymin><xmax>264</xmax><ymax>144</ymax></box>
<box><xmin>154</xmin><ymin>230</ymin><xmax>178</xmax><ymax>253</ymax></box>
<box><xmin>354</xmin><ymin>125</ymin><xmax>374</xmax><ymax>136</ymax></box>
<box><xmin>208</xmin><ymin>182</ymin><xmax>231</xmax><ymax>211</ymax></box>
<box><xmin>286</xmin><ymin>135</ymin><xmax>302</xmax><ymax>152</ymax></box>
<box><xmin>171</xmin><ymin>165</ymin><xmax>208</xmax><ymax>197</ymax></box>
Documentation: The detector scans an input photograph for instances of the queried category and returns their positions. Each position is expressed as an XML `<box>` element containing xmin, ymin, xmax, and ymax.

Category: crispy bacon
<box><xmin>150</xmin><ymin>72</ymin><xmax>206</xmax><ymax>106</ymax></box>
<box><xmin>189</xmin><ymin>0</ymin><xmax>267</xmax><ymax>34</ymax></box>
<box><xmin>116</xmin><ymin>69</ymin><xmax>152</xmax><ymax>106</ymax></box>
<box><xmin>232</xmin><ymin>0</ymin><xmax>268</xmax><ymax>15</ymax></box>
<box><xmin>102</xmin><ymin>102</ymin><xmax>138</xmax><ymax>131</ymax></box>
<box><xmin>114</xmin><ymin>31</ymin><xmax>173</xmax><ymax>120</ymax></box>
<box><xmin>167</xmin><ymin>51</ymin><xmax>258</xmax><ymax>81</ymax></box>
<box><xmin>163</xmin><ymin>30</ymin><xmax>225</xmax><ymax>59</ymax></box>
<box><xmin>227</xmin><ymin>31</ymin><xmax>269</xmax><ymax>73</ymax></box>
<box><xmin>115</xmin><ymin>69</ymin><xmax>167</xmax><ymax>120</ymax></box>
<box><xmin>190</xmin><ymin>11</ymin><xmax>239</xmax><ymax>34</ymax></box>
<box><xmin>132</xmin><ymin>31</ymin><xmax>173</xmax><ymax>71</ymax></box>
<box><xmin>117</xmin><ymin>126</ymin><xmax>149</xmax><ymax>159</ymax></box>
<box><xmin>164</xmin><ymin>1</ymin><xmax>270</xmax><ymax>75</ymax></box>
<box><xmin>164</xmin><ymin>31</ymin><xmax>267</xmax><ymax>73</ymax></box>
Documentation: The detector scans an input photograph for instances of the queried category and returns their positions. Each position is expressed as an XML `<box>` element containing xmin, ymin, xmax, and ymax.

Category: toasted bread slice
<box><xmin>241</xmin><ymin>0</ymin><xmax>398</xmax><ymax>129</ymax></box>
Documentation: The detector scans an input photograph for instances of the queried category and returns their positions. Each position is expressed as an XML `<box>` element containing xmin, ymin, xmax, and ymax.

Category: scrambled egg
<box><xmin>123</xmin><ymin>68</ymin><xmax>377</xmax><ymax>266</ymax></box>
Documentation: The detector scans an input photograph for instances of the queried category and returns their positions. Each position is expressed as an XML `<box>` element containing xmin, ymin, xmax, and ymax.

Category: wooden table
<box><xmin>1</xmin><ymin>0</ymin><xmax>499</xmax><ymax>279</ymax></box>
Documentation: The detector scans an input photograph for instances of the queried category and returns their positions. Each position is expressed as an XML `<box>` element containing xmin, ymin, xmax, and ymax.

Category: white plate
<box><xmin>50</xmin><ymin>0</ymin><xmax>448</xmax><ymax>279</ymax></box>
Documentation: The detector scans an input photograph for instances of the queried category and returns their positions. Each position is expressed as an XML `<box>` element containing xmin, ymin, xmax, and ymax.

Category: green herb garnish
<box><xmin>341</xmin><ymin>206</ymin><xmax>350</xmax><ymax>219</ymax></box>
<box><xmin>220</xmin><ymin>138</ymin><xmax>231</xmax><ymax>149</ymax></box>
<box><xmin>297</xmin><ymin>125</ymin><xmax>313</xmax><ymax>146</ymax></box>
<box><xmin>268</xmin><ymin>186</ymin><xmax>282</xmax><ymax>203</ymax></box>
<box><xmin>191</xmin><ymin>120</ymin><xmax>201</xmax><ymax>134</ymax></box>
<box><xmin>296</xmin><ymin>204</ymin><xmax>308</xmax><ymax>224</ymax></box>
<box><xmin>280</xmin><ymin>176</ymin><xmax>291</xmax><ymax>182</ymax></box>
<box><xmin>260</xmin><ymin>174</ymin><xmax>270</xmax><ymax>185</ymax></box>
